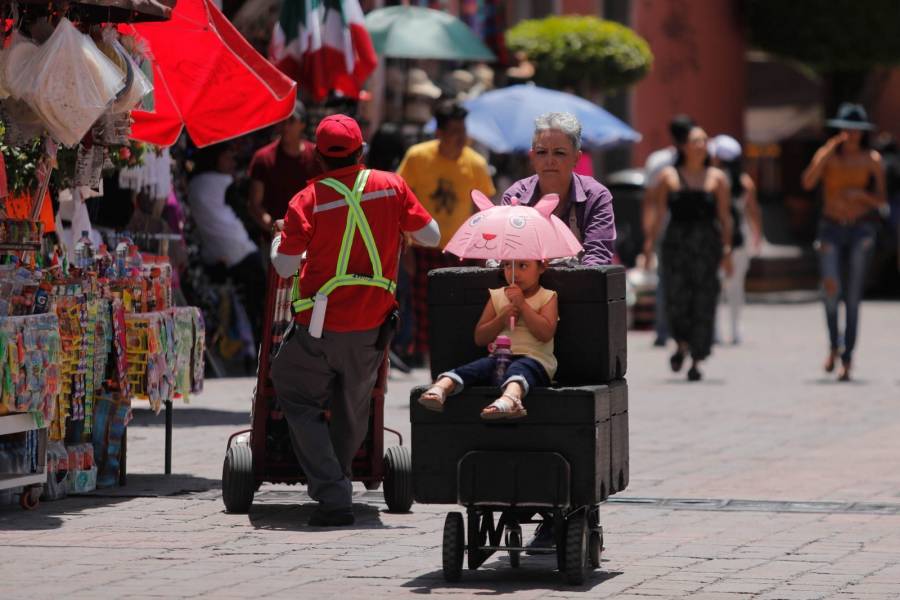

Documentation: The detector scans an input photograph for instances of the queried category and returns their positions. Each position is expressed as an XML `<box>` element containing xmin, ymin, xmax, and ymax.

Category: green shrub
<box><xmin>506</xmin><ymin>15</ymin><xmax>652</xmax><ymax>91</ymax></box>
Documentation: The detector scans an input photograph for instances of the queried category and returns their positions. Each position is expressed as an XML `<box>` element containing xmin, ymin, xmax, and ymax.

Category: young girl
<box><xmin>417</xmin><ymin>259</ymin><xmax>558</xmax><ymax>419</ymax></box>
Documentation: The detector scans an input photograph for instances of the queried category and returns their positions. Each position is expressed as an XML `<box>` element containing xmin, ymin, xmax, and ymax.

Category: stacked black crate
<box><xmin>410</xmin><ymin>266</ymin><xmax>629</xmax><ymax>507</ymax></box>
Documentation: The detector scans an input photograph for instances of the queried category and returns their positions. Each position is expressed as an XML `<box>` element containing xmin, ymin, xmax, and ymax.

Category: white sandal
<box><xmin>417</xmin><ymin>385</ymin><xmax>448</xmax><ymax>412</ymax></box>
<box><xmin>481</xmin><ymin>393</ymin><xmax>527</xmax><ymax>420</ymax></box>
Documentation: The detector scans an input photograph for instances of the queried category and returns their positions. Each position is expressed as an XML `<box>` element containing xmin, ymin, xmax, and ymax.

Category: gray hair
<box><xmin>533</xmin><ymin>112</ymin><xmax>582</xmax><ymax>152</ymax></box>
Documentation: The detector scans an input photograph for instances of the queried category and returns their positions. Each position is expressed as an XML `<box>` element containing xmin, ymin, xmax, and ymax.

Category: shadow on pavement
<box><xmin>0</xmin><ymin>473</ymin><xmax>221</xmax><ymax>530</ymax></box>
<box><xmin>248</xmin><ymin>502</ymin><xmax>413</xmax><ymax>531</ymax></box>
<box><xmin>129</xmin><ymin>408</ymin><xmax>250</xmax><ymax>428</ymax></box>
<box><xmin>403</xmin><ymin>562</ymin><xmax>622</xmax><ymax>593</ymax></box>
<box><xmin>103</xmin><ymin>473</ymin><xmax>220</xmax><ymax>497</ymax></box>
<box><xmin>661</xmin><ymin>377</ymin><xmax>727</xmax><ymax>385</ymax></box>
<box><xmin>0</xmin><ymin>493</ymin><xmax>133</xmax><ymax>530</ymax></box>
<box><xmin>806</xmin><ymin>378</ymin><xmax>870</xmax><ymax>386</ymax></box>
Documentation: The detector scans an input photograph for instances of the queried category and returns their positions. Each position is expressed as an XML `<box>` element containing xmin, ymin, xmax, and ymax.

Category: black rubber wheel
<box><xmin>20</xmin><ymin>486</ymin><xmax>41</xmax><ymax>510</ymax></box>
<box><xmin>506</xmin><ymin>529</ymin><xmax>522</xmax><ymax>568</ymax></box>
<box><xmin>564</xmin><ymin>512</ymin><xmax>589</xmax><ymax>585</ymax></box>
<box><xmin>222</xmin><ymin>445</ymin><xmax>254</xmax><ymax>513</ymax></box>
<box><xmin>383</xmin><ymin>446</ymin><xmax>413</xmax><ymax>512</ymax></box>
<box><xmin>443</xmin><ymin>512</ymin><xmax>465</xmax><ymax>582</ymax></box>
<box><xmin>589</xmin><ymin>530</ymin><xmax>602</xmax><ymax>568</ymax></box>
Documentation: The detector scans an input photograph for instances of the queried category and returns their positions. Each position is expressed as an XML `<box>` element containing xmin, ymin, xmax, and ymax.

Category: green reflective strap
<box><xmin>290</xmin><ymin>169</ymin><xmax>396</xmax><ymax>314</ymax></box>
<box><xmin>344</xmin><ymin>171</ymin><xmax>383</xmax><ymax>278</ymax></box>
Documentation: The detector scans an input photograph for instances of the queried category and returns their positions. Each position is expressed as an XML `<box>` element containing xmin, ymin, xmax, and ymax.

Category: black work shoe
<box><xmin>308</xmin><ymin>507</ymin><xmax>355</xmax><ymax>527</ymax></box>
<box><xmin>669</xmin><ymin>350</ymin><xmax>685</xmax><ymax>373</ymax></box>
<box><xmin>525</xmin><ymin>521</ymin><xmax>555</xmax><ymax>555</ymax></box>
<box><xmin>687</xmin><ymin>365</ymin><xmax>702</xmax><ymax>381</ymax></box>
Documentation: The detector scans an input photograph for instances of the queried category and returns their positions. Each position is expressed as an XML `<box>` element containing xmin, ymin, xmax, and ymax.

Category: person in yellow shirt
<box><xmin>397</xmin><ymin>100</ymin><xmax>496</xmax><ymax>362</ymax></box>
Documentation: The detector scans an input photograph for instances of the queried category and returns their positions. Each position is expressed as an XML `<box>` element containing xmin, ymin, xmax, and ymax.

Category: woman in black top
<box><xmin>643</xmin><ymin>126</ymin><xmax>734</xmax><ymax>381</ymax></box>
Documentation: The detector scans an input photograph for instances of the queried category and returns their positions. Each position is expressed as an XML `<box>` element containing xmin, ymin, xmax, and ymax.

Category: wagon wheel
<box><xmin>564</xmin><ymin>512</ymin><xmax>589</xmax><ymax>585</ymax></box>
<box><xmin>589</xmin><ymin>529</ymin><xmax>603</xmax><ymax>568</ymax></box>
<box><xmin>442</xmin><ymin>512</ymin><xmax>465</xmax><ymax>582</ymax></box>
<box><xmin>505</xmin><ymin>528</ymin><xmax>522</xmax><ymax>568</ymax></box>
<box><xmin>222</xmin><ymin>444</ymin><xmax>255</xmax><ymax>513</ymax></box>
<box><xmin>19</xmin><ymin>486</ymin><xmax>41</xmax><ymax>510</ymax></box>
<box><xmin>383</xmin><ymin>446</ymin><xmax>413</xmax><ymax>512</ymax></box>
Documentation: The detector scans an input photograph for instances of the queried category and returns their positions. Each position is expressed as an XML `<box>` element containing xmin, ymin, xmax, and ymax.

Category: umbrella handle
<box><xmin>509</xmin><ymin>259</ymin><xmax>516</xmax><ymax>331</ymax></box>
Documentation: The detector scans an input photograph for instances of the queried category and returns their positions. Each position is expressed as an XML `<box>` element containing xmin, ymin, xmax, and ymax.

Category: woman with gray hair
<box><xmin>500</xmin><ymin>112</ymin><xmax>616</xmax><ymax>265</ymax></box>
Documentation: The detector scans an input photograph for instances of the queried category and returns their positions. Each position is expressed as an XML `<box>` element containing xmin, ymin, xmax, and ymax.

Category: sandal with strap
<box><xmin>481</xmin><ymin>393</ymin><xmax>528</xmax><ymax>420</ymax></box>
<box><xmin>417</xmin><ymin>385</ymin><xmax>448</xmax><ymax>412</ymax></box>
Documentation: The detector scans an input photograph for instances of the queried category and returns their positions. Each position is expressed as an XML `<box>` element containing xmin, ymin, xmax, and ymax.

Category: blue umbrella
<box><xmin>430</xmin><ymin>84</ymin><xmax>641</xmax><ymax>153</ymax></box>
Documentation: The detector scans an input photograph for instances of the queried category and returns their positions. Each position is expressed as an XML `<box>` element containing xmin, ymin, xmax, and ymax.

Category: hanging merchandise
<box><xmin>5</xmin><ymin>18</ymin><xmax>125</xmax><ymax>147</ymax></box>
<box><xmin>0</xmin><ymin>313</ymin><xmax>62</xmax><ymax>420</ymax></box>
<box><xmin>118</xmin><ymin>147</ymin><xmax>173</xmax><ymax>201</ymax></box>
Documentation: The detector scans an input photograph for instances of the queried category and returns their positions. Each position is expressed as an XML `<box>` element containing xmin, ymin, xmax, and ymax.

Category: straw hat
<box><xmin>443</xmin><ymin>69</ymin><xmax>475</xmax><ymax>99</ymax></box>
<box><xmin>407</xmin><ymin>68</ymin><xmax>442</xmax><ymax>99</ymax></box>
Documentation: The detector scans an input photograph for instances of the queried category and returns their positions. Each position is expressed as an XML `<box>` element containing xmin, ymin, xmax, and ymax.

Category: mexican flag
<box><xmin>270</xmin><ymin>0</ymin><xmax>378</xmax><ymax>102</ymax></box>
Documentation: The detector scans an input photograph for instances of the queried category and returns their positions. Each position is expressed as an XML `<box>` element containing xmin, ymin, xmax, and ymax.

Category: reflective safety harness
<box><xmin>290</xmin><ymin>169</ymin><xmax>397</xmax><ymax>314</ymax></box>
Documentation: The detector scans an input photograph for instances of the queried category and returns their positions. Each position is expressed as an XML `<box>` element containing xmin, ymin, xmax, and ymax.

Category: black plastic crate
<box><xmin>410</xmin><ymin>380</ymin><xmax>628</xmax><ymax>507</ymax></box>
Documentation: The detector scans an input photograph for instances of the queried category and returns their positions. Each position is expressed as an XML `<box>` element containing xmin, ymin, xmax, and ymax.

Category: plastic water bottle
<box><xmin>74</xmin><ymin>230</ymin><xmax>93</xmax><ymax>270</ymax></box>
<box><xmin>95</xmin><ymin>243</ymin><xmax>112</xmax><ymax>279</ymax></box>
<box><xmin>492</xmin><ymin>335</ymin><xmax>512</xmax><ymax>385</ymax></box>
<box><xmin>127</xmin><ymin>244</ymin><xmax>143</xmax><ymax>277</ymax></box>
<box><xmin>115</xmin><ymin>240</ymin><xmax>130</xmax><ymax>278</ymax></box>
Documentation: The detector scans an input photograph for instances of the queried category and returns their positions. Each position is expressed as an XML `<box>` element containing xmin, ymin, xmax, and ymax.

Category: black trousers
<box><xmin>228</xmin><ymin>251</ymin><xmax>266</xmax><ymax>347</ymax></box>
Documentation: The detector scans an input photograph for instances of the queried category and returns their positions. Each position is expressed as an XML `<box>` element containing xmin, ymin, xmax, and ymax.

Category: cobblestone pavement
<box><xmin>2</xmin><ymin>302</ymin><xmax>900</xmax><ymax>599</ymax></box>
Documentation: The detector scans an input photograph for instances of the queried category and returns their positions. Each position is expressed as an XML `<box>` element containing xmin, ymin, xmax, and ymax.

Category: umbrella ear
<box><xmin>471</xmin><ymin>190</ymin><xmax>494</xmax><ymax>212</ymax></box>
<box><xmin>533</xmin><ymin>194</ymin><xmax>559</xmax><ymax>218</ymax></box>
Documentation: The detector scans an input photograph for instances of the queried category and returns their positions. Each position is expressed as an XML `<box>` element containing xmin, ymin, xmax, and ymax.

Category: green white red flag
<box><xmin>270</xmin><ymin>0</ymin><xmax>378</xmax><ymax>102</ymax></box>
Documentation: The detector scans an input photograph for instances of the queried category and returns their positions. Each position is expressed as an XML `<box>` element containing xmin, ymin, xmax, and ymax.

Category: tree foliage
<box><xmin>505</xmin><ymin>16</ymin><xmax>652</xmax><ymax>91</ymax></box>
<box><xmin>746</xmin><ymin>0</ymin><xmax>900</xmax><ymax>70</ymax></box>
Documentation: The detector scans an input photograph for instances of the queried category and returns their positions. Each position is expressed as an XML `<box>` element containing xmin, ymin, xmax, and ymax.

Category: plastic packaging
<box><xmin>492</xmin><ymin>335</ymin><xmax>512</xmax><ymax>385</ymax></box>
<box><xmin>6</xmin><ymin>19</ymin><xmax>125</xmax><ymax>146</ymax></box>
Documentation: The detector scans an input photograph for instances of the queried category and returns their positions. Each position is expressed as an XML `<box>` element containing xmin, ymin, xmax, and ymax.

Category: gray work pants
<box><xmin>270</xmin><ymin>323</ymin><xmax>382</xmax><ymax>511</ymax></box>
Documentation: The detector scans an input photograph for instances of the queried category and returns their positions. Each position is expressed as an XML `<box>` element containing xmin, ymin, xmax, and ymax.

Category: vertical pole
<box><xmin>165</xmin><ymin>399</ymin><xmax>173</xmax><ymax>474</ymax></box>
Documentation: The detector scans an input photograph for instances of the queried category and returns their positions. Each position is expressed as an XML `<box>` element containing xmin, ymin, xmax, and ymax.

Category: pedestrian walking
<box><xmin>801</xmin><ymin>103</ymin><xmax>887</xmax><ymax>381</ymax></box>
<box><xmin>641</xmin><ymin>114</ymin><xmax>695</xmax><ymax>346</ymax></box>
<box><xmin>708</xmin><ymin>134</ymin><xmax>763</xmax><ymax>345</ymax></box>
<box><xmin>269</xmin><ymin>115</ymin><xmax>440</xmax><ymax>526</ymax></box>
<box><xmin>247</xmin><ymin>100</ymin><xmax>319</xmax><ymax>240</ymax></box>
<box><xmin>501</xmin><ymin>112</ymin><xmax>616</xmax><ymax>265</ymax></box>
<box><xmin>188</xmin><ymin>142</ymin><xmax>267</xmax><ymax>347</ymax></box>
<box><xmin>397</xmin><ymin>100</ymin><xmax>496</xmax><ymax>365</ymax></box>
<box><xmin>643</xmin><ymin>126</ymin><xmax>734</xmax><ymax>382</ymax></box>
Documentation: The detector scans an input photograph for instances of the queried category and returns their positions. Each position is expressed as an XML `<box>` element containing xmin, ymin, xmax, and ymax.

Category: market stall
<box><xmin>0</xmin><ymin>0</ymin><xmax>210</xmax><ymax>508</ymax></box>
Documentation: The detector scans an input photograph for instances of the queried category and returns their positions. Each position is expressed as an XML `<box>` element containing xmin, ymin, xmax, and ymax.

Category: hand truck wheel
<box><xmin>222</xmin><ymin>444</ymin><xmax>254</xmax><ymax>513</ymax></box>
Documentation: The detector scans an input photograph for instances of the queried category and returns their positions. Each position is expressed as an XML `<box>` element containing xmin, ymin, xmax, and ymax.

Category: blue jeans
<box><xmin>441</xmin><ymin>356</ymin><xmax>551</xmax><ymax>397</ymax></box>
<box><xmin>817</xmin><ymin>219</ymin><xmax>877</xmax><ymax>363</ymax></box>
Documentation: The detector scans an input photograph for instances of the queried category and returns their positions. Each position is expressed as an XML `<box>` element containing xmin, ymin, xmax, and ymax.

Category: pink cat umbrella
<box><xmin>444</xmin><ymin>190</ymin><xmax>583</xmax><ymax>329</ymax></box>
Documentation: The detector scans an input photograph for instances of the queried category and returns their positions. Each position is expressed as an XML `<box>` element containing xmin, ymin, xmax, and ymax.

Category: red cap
<box><xmin>315</xmin><ymin>114</ymin><xmax>363</xmax><ymax>157</ymax></box>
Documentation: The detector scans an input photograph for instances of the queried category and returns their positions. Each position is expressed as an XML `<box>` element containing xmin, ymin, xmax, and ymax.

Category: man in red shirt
<box><xmin>247</xmin><ymin>100</ymin><xmax>320</xmax><ymax>237</ymax></box>
<box><xmin>270</xmin><ymin>115</ymin><xmax>439</xmax><ymax>526</ymax></box>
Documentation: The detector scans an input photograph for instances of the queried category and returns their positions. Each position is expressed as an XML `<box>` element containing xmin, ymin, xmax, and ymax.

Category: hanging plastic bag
<box><xmin>96</xmin><ymin>31</ymin><xmax>153</xmax><ymax>114</ymax></box>
<box><xmin>7</xmin><ymin>19</ymin><xmax>125</xmax><ymax>147</ymax></box>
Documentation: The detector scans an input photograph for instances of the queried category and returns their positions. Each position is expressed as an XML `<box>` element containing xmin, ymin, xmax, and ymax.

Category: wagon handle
<box><xmin>384</xmin><ymin>426</ymin><xmax>404</xmax><ymax>447</ymax></box>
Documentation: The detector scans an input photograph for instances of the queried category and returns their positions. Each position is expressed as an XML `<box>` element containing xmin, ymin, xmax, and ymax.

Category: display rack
<box><xmin>0</xmin><ymin>412</ymin><xmax>48</xmax><ymax>509</ymax></box>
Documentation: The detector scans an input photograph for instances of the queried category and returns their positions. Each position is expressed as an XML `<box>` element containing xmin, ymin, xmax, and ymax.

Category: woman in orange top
<box><xmin>802</xmin><ymin>103</ymin><xmax>887</xmax><ymax>381</ymax></box>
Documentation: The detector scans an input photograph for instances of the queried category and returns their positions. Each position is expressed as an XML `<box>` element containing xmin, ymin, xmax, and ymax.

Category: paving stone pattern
<box><xmin>1</xmin><ymin>302</ymin><xmax>899</xmax><ymax>599</ymax></box>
